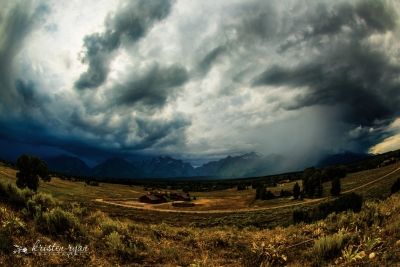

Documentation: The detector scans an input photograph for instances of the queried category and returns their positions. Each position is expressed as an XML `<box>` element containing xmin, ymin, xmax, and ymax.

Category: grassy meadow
<box><xmin>0</xmin><ymin>162</ymin><xmax>400</xmax><ymax>266</ymax></box>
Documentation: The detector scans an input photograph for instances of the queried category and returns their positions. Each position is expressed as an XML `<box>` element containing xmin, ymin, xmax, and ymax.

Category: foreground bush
<box><xmin>37</xmin><ymin>207</ymin><xmax>82</xmax><ymax>240</ymax></box>
<box><xmin>313</xmin><ymin>231</ymin><xmax>348</xmax><ymax>262</ymax></box>
<box><xmin>26</xmin><ymin>192</ymin><xmax>57</xmax><ymax>217</ymax></box>
<box><xmin>0</xmin><ymin>181</ymin><xmax>33</xmax><ymax>208</ymax></box>
<box><xmin>0</xmin><ymin>207</ymin><xmax>26</xmax><ymax>253</ymax></box>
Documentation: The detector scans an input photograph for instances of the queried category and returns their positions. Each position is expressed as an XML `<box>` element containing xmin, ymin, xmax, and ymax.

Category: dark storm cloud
<box><xmin>254</xmin><ymin>0</ymin><xmax>400</xmax><ymax>136</ymax></box>
<box><xmin>134</xmin><ymin>116</ymin><xmax>190</xmax><ymax>150</ymax></box>
<box><xmin>0</xmin><ymin>2</ymin><xmax>48</xmax><ymax>108</ymax></box>
<box><xmin>15</xmin><ymin>79</ymin><xmax>44</xmax><ymax>108</ymax></box>
<box><xmin>355</xmin><ymin>0</ymin><xmax>396</xmax><ymax>32</ymax></box>
<box><xmin>0</xmin><ymin>1</ymin><xmax>189</xmax><ymax>162</ymax></box>
<box><xmin>2</xmin><ymin>0</ymin><xmax>400</xmax><ymax>167</ymax></box>
<box><xmin>111</xmin><ymin>64</ymin><xmax>188</xmax><ymax>109</ymax></box>
<box><xmin>197</xmin><ymin>46</ymin><xmax>227</xmax><ymax>76</ymax></box>
<box><xmin>75</xmin><ymin>0</ymin><xmax>173</xmax><ymax>89</ymax></box>
<box><xmin>0</xmin><ymin>2</ymin><xmax>49</xmax><ymax>155</ymax></box>
<box><xmin>67</xmin><ymin>105</ymin><xmax>190</xmax><ymax>156</ymax></box>
<box><xmin>229</xmin><ymin>1</ymin><xmax>279</xmax><ymax>44</ymax></box>
<box><xmin>279</xmin><ymin>0</ymin><xmax>396</xmax><ymax>53</ymax></box>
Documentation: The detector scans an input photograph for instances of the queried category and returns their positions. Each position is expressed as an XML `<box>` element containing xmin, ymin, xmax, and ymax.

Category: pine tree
<box><xmin>293</xmin><ymin>182</ymin><xmax>301</xmax><ymax>199</ymax></box>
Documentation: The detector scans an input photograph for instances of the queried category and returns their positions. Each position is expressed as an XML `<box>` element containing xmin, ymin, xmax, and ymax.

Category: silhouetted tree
<box><xmin>237</xmin><ymin>183</ymin><xmax>246</xmax><ymax>190</ymax></box>
<box><xmin>255</xmin><ymin>186</ymin><xmax>274</xmax><ymax>200</ymax></box>
<box><xmin>302</xmin><ymin>168</ymin><xmax>324</xmax><ymax>198</ymax></box>
<box><xmin>293</xmin><ymin>182</ymin><xmax>301</xmax><ymax>199</ymax></box>
<box><xmin>255</xmin><ymin>186</ymin><xmax>263</xmax><ymax>199</ymax></box>
<box><xmin>302</xmin><ymin>167</ymin><xmax>316</xmax><ymax>197</ymax></box>
<box><xmin>330</xmin><ymin>177</ymin><xmax>341</xmax><ymax>196</ymax></box>
<box><xmin>16</xmin><ymin>155</ymin><xmax>50</xmax><ymax>191</ymax></box>
<box><xmin>265</xmin><ymin>190</ymin><xmax>275</xmax><ymax>200</ymax></box>
<box><xmin>259</xmin><ymin>187</ymin><xmax>266</xmax><ymax>200</ymax></box>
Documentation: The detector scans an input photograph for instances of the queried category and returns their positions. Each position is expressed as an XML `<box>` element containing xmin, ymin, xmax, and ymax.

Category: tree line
<box><xmin>254</xmin><ymin>165</ymin><xmax>344</xmax><ymax>200</ymax></box>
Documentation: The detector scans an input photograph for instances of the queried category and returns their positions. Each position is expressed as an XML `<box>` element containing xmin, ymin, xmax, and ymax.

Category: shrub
<box><xmin>341</xmin><ymin>245</ymin><xmax>365</xmax><ymax>263</ymax></box>
<box><xmin>100</xmin><ymin>217</ymin><xmax>127</xmax><ymax>236</ymax></box>
<box><xmin>206</xmin><ymin>232</ymin><xmax>232</xmax><ymax>249</ymax></box>
<box><xmin>69</xmin><ymin>202</ymin><xmax>87</xmax><ymax>217</ymax></box>
<box><xmin>32</xmin><ymin>192</ymin><xmax>57</xmax><ymax>209</ymax></box>
<box><xmin>0</xmin><ymin>181</ymin><xmax>33</xmax><ymax>208</ymax></box>
<box><xmin>313</xmin><ymin>231</ymin><xmax>348</xmax><ymax>263</ymax></box>
<box><xmin>37</xmin><ymin>207</ymin><xmax>81</xmax><ymax>240</ymax></box>
<box><xmin>26</xmin><ymin>192</ymin><xmax>57</xmax><ymax>217</ymax></box>
<box><xmin>105</xmin><ymin>231</ymin><xmax>124</xmax><ymax>251</ymax></box>
<box><xmin>242</xmin><ymin>242</ymin><xmax>287</xmax><ymax>267</ymax></box>
<box><xmin>355</xmin><ymin>201</ymin><xmax>385</xmax><ymax>228</ymax></box>
<box><xmin>159</xmin><ymin>247</ymin><xmax>180</xmax><ymax>262</ymax></box>
<box><xmin>0</xmin><ymin>208</ymin><xmax>26</xmax><ymax>253</ymax></box>
<box><xmin>105</xmin><ymin>231</ymin><xmax>145</xmax><ymax>261</ymax></box>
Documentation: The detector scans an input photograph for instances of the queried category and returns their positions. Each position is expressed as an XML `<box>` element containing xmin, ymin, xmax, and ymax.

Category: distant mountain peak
<box><xmin>195</xmin><ymin>151</ymin><xmax>283</xmax><ymax>178</ymax></box>
<box><xmin>45</xmin><ymin>154</ymin><xmax>90</xmax><ymax>176</ymax></box>
<box><xmin>240</xmin><ymin>152</ymin><xmax>262</xmax><ymax>159</ymax></box>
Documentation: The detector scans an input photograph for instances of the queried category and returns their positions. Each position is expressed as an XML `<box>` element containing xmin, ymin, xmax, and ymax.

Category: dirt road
<box><xmin>94</xmin><ymin>166</ymin><xmax>400</xmax><ymax>214</ymax></box>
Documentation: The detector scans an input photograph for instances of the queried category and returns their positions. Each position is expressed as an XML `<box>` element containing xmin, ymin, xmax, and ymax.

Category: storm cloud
<box><xmin>111</xmin><ymin>64</ymin><xmax>188</xmax><ymax>109</ymax></box>
<box><xmin>253</xmin><ymin>0</ymin><xmax>400</xmax><ymax>153</ymax></box>
<box><xmin>1</xmin><ymin>0</ymin><xmax>400</xmax><ymax>168</ymax></box>
<box><xmin>0</xmin><ymin>1</ymin><xmax>48</xmax><ymax>111</ymax></box>
<box><xmin>75</xmin><ymin>0</ymin><xmax>173</xmax><ymax>89</ymax></box>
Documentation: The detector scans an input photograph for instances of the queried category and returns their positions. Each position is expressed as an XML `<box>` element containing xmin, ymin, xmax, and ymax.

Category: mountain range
<box><xmin>45</xmin><ymin>152</ymin><xmax>285</xmax><ymax>179</ymax></box>
<box><xmin>45</xmin><ymin>151</ymin><xmax>370</xmax><ymax>180</ymax></box>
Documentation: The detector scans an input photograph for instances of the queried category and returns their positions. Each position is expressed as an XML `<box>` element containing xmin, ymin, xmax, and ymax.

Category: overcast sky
<box><xmin>1</xmin><ymin>0</ymin><xmax>400</xmax><ymax>167</ymax></box>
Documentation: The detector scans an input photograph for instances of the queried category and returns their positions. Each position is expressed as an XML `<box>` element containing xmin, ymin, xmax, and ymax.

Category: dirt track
<box><xmin>94</xmin><ymin>166</ymin><xmax>400</xmax><ymax>214</ymax></box>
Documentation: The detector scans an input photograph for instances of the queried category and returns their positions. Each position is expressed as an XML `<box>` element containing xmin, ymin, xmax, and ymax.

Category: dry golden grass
<box><xmin>1</xmin><ymin>163</ymin><xmax>400</xmax><ymax>266</ymax></box>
